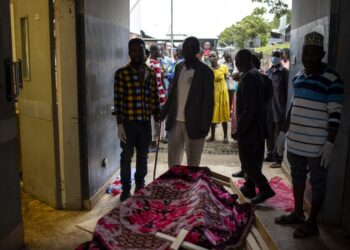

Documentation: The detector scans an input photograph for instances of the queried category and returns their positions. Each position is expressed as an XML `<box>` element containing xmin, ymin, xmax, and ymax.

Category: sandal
<box><xmin>293</xmin><ymin>221</ymin><xmax>319</xmax><ymax>238</ymax></box>
<box><xmin>275</xmin><ymin>212</ymin><xmax>305</xmax><ymax>225</ymax></box>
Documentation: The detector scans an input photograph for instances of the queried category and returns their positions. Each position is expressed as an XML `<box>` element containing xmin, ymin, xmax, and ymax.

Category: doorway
<box><xmin>10</xmin><ymin>0</ymin><xmax>81</xmax><ymax>210</ymax></box>
<box><xmin>11</xmin><ymin>0</ymin><xmax>61</xmax><ymax>208</ymax></box>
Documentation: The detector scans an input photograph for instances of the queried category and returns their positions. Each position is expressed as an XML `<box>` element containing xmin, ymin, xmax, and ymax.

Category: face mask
<box><xmin>271</xmin><ymin>56</ymin><xmax>281</xmax><ymax>66</ymax></box>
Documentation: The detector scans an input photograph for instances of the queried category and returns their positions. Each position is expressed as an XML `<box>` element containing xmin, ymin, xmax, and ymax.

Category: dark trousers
<box><xmin>238</xmin><ymin>139</ymin><xmax>269</xmax><ymax>189</ymax></box>
<box><xmin>120</xmin><ymin>121</ymin><xmax>152</xmax><ymax>192</ymax></box>
<box><xmin>228</xmin><ymin>89</ymin><xmax>234</xmax><ymax>110</ymax></box>
<box><xmin>266</xmin><ymin>121</ymin><xmax>284</xmax><ymax>162</ymax></box>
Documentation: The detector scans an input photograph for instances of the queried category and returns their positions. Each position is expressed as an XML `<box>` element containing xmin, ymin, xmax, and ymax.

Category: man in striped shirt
<box><xmin>275</xmin><ymin>32</ymin><xmax>344</xmax><ymax>238</ymax></box>
<box><xmin>113</xmin><ymin>38</ymin><xmax>160</xmax><ymax>202</ymax></box>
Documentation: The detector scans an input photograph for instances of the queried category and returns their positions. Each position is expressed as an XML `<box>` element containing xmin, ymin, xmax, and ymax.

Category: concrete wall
<box><xmin>291</xmin><ymin>0</ymin><xmax>350</xmax><ymax>227</ymax></box>
<box><xmin>291</xmin><ymin>0</ymin><xmax>331</xmax><ymax>30</ymax></box>
<box><xmin>289</xmin><ymin>0</ymin><xmax>331</xmax><ymax>100</ymax></box>
<box><xmin>328</xmin><ymin>0</ymin><xmax>350</xmax><ymax>231</ymax></box>
<box><xmin>76</xmin><ymin>0</ymin><xmax>129</xmax><ymax>203</ymax></box>
<box><xmin>0</xmin><ymin>1</ymin><xmax>24</xmax><ymax>248</ymax></box>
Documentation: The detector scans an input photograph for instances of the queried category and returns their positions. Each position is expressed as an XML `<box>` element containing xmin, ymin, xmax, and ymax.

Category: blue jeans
<box><xmin>120</xmin><ymin>121</ymin><xmax>152</xmax><ymax>192</ymax></box>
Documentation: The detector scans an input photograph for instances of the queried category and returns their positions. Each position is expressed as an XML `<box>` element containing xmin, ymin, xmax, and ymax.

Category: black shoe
<box><xmin>275</xmin><ymin>212</ymin><xmax>305</xmax><ymax>225</ymax></box>
<box><xmin>120</xmin><ymin>191</ymin><xmax>131</xmax><ymax>202</ymax></box>
<box><xmin>232</xmin><ymin>170</ymin><xmax>245</xmax><ymax>178</ymax></box>
<box><xmin>264</xmin><ymin>155</ymin><xmax>274</xmax><ymax>162</ymax></box>
<box><xmin>134</xmin><ymin>186</ymin><xmax>144</xmax><ymax>194</ymax></box>
<box><xmin>240</xmin><ymin>185</ymin><xmax>256</xmax><ymax>199</ymax></box>
<box><xmin>251</xmin><ymin>188</ymin><xmax>275</xmax><ymax>204</ymax></box>
<box><xmin>293</xmin><ymin>221</ymin><xmax>319</xmax><ymax>238</ymax></box>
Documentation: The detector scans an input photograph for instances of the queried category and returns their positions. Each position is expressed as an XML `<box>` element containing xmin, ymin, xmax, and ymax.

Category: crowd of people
<box><xmin>113</xmin><ymin>32</ymin><xmax>344</xmax><ymax>239</ymax></box>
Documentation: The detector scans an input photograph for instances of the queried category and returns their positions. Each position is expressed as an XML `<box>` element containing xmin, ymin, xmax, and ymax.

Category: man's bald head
<box><xmin>182</xmin><ymin>36</ymin><xmax>200</xmax><ymax>60</ymax></box>
<box><xmin>235</xmin><ymin>49</ymin><xmax>253</xmax><ymax>73</ymax></box>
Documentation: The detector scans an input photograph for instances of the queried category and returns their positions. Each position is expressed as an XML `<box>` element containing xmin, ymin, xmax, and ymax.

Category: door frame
<box><xmin>49</xmin><ymin>0</ymin><xmax>63</xmax><ymax>210</ymax></box>
<box><xmin>54</xmin><ymin>0</ymin><xmax>81</xmax><ymax>210</ymax></box>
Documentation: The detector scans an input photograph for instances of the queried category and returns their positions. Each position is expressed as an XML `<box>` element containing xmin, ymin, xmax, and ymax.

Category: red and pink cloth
<box><xmin>78</xmin><ymin>166</ymin><xmax>254</xmax><ymax>250</ymax></box>
<box><xmin>235</xmin><ymin>176</ymin><xmax>294</xmax><ymax>212</ymax></box>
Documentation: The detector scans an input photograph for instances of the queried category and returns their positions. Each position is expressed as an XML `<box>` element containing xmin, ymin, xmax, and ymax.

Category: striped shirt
<box><xmin>287</xmin><ymin>64</ymin><xmax>344</xmax><ymax>157</ymax></box>
<box><xmin>149</xmin><ymin>59</ymin><xmax>166</xmax><ymax>105</ymax></box>
<box><xmin>113</xmin><ymin>63</ymin><xmax>160</xmax><ymax>125</ymax></box>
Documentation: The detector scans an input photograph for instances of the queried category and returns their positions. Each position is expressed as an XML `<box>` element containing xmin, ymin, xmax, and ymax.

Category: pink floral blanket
<box><xmin>77</xmin><ymin>166</ymin><xmax>254</xmax><ymax>250</ymax></box>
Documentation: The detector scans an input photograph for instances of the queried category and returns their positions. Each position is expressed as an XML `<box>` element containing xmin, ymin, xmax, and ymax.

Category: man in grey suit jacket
<box><xmin>161</xmin><ymin>36</ymin><xmax>214</xmax><ymax>168</ymax></box>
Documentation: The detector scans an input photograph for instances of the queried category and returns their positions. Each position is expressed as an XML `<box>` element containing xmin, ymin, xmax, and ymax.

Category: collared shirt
<box><xmin>149</xmin><ymin>59</ymin><xmax>166</xmax><ymax>105</ymax></box>
<box><xmin>287</xmin><ymin>64</ymin><xmax>344</xmax><ymax>157</ymax></box>
<box><xmin>113</xmin><ymin>63</ymin><xmax>160</xmax><ymax>124</ymax></box>
<box><xmin>176</xmin><ymin>65</ymin><xmax>195</xmax><ymax>121</ymax></box>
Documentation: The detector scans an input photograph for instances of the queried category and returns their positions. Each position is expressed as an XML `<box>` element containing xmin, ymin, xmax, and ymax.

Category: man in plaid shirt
<box><xmin>113</xmin><ymin>38</ymin><xmax>160</xmax><ymax>202</ymax></box>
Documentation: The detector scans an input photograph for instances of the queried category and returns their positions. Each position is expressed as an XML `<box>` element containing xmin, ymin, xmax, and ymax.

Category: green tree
<box><xmin>252</xmin><ymin>0</ymin><xmax>289</xmax><ymax>17</ymax></box>
<box><xmin>218</xmin><ymin>8</ymin><xmax>271</xmax><ymax>48</ymax></box>
<box><xmin>270</xmin><ymin>9</ymin><xmax>292</xmax><ymax>29</ymax></box>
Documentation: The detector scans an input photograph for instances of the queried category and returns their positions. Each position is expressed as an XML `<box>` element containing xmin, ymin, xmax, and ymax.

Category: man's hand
<box><xmin>276</xmin><ymin>132</ymin><xmax>286</xmax><ymax>156</ymax></box>
<box><xmin>154</xmin><ymin>114</ymin><xmax>162</xmax><ymax>123</ymax></box>
<box><xmin>117</xmin><ymin>124</ymin><xmax>127</xmax><ymax>143</ymax></box>
<box><xmin>232</xmin><ymin>72</ymin><xmax>240</xmax><ymax>81</ymax></box>
<box><xmin>320</xmin><ymin>141</ymin><xmax>334</xmax><ymax>168</ymax></box>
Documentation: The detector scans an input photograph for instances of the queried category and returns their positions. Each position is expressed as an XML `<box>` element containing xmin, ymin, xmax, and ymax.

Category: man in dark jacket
<box><xmin>265</xmin><ymin>49</ymin><xmax>289</xmax><ymax>168</ymax></box>
<box><xmin>161</xmin><ymin>36</ymin><xmax>214</xmax><ymax>168</ymax></box>
<box><xmin>235</xmin><ymin>49</ymin><xmax>275</xmax><ymax>204</ymax></box>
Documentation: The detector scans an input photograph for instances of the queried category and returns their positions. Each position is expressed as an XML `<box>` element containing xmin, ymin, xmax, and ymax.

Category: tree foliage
<box><xmin>252</xmin><ymin>0</ymin><xmax>289</xmax><ymax>17</ymax></box>
<box><xmin>218</xmin><ymin>8</ymin><xmax>271</xmax><ymax>48</ymax></box>
<box><xmin>270</xmin><ymin>9</ymin><xmax>292</xmax><ymax>29</ymax></box>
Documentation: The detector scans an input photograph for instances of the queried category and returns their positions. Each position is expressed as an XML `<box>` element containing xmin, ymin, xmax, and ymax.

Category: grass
<box><xmin>254</xmin><ymin>42</ymin><xmax>290</xmax><ymax>55</ymax></box>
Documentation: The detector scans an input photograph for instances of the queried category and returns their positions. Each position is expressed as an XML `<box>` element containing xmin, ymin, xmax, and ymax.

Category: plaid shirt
<box><xmin>113</xmin><ymin>63</ymin><xmax>160</xmax><ymax>124</ymax></box>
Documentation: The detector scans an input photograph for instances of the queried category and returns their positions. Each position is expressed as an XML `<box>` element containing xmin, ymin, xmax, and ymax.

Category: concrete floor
<box><xmin>21</xmin><ymin>125</ymin><xmax>350</xmax><ymax>249</ymax></box>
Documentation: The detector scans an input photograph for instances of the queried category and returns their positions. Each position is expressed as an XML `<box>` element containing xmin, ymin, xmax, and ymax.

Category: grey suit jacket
<box><xmin>161</xmin><ymin>60</ymin><xmax>214</xmax><ymax>140</ymax></box>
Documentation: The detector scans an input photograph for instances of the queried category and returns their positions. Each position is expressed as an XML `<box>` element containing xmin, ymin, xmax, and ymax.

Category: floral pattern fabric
<box><xmin>77</xmin><ymin>166</ymin><xmax>254</xmax><ymax>250</ymax></box>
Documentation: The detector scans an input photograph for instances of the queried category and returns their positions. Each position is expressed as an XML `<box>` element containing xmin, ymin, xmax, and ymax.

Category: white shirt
<box><xmin>176</xmin><ymin>65</ymin><xmax>195</xmax><ymax>121</ymax></box>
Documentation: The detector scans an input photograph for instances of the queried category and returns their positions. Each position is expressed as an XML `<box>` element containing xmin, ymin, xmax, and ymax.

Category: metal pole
<box><xmin>153</xmin><ymin>125</ymin><xmax>161</xmax><ymax>180</ymax></box>
<box><xmin>170</xmin><ymin>0</ymin><xmax>174</xmax><ymax>60</ymax></box>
